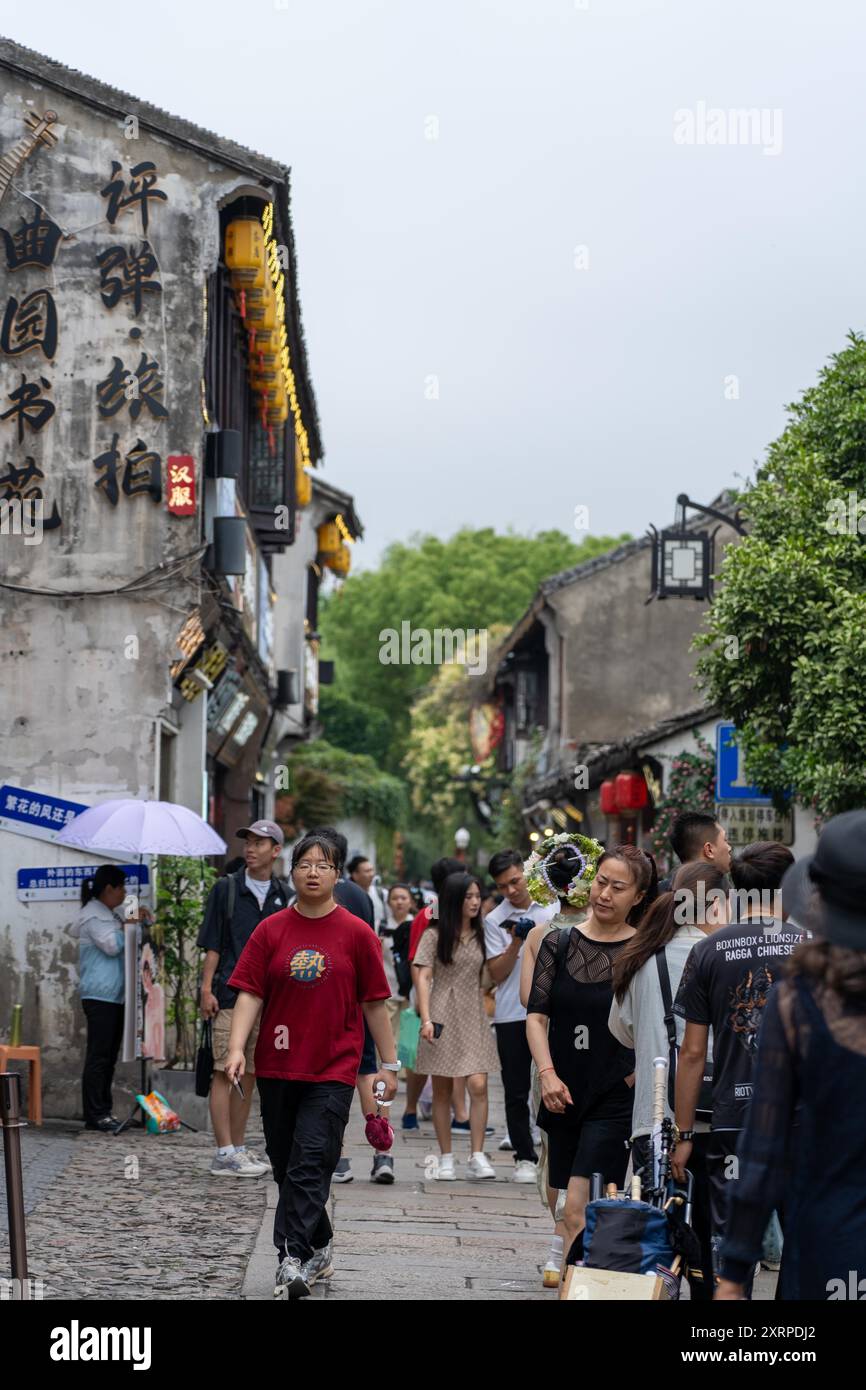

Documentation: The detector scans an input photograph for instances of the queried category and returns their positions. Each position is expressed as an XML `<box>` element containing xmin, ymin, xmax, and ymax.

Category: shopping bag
<box><xmin>195</xmin><ymin>1018</ymin><xmax>214</xmax><ymax>1097</ymax></box>
<box><xmin>398</xmin><ymin>1006</ymin><xmax>421</xmax><ymax>1071</ymax></box>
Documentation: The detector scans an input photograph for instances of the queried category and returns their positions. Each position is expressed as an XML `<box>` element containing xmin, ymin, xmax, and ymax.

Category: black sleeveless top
<box><xmin>528</xmin><ymin>926</ymin><xmax>635</xmax><ymax>1128</ymax></box>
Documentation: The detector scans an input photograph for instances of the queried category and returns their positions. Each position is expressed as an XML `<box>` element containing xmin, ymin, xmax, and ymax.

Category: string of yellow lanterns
<box><xmin>224</xmin><ymin>204</ymin><xmax>313</xmax><ymax>508</ymax></box>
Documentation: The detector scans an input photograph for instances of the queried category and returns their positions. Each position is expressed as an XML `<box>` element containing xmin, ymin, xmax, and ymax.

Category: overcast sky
<box><xmin>5</xmin><ymin>1</ymin><xmax>866</xmax><ymax>570</ymax></box>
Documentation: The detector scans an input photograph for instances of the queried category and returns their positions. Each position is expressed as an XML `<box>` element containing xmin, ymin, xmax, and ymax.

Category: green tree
<box><xmin>155</xmin><ymin>856</ymin><xmax>217</xmax><ymax>1067</ymax></box>
<box><xmin>320</xmin><ymin>527</ymin><xmax>629</xmax><ymax>764</ymax></box>
<box><xmin>695</xmin><ymin>332</ymin><xmax>866</xmax><ymax>818</ymax></box>
<box><xmin>318</xmin><ymin>687</ymin><xmax>391</xmax><ymax>763</ymax></box>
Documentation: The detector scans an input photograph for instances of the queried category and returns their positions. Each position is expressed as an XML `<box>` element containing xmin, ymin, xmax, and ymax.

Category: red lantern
<box><xmin>615</xmin><ymin>771</ymin><xmax>649</xmax><ymax>813</ymax></box>
<box><xmin>600</xmin><ymin>779</ymin><xmax>618</xmax><ymax>816</ymax></box>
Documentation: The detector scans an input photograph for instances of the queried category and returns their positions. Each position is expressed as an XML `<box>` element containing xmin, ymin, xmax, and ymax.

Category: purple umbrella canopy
<box><xmin>55</xmin><ymin>799</ymin><xmax>227</xmax><ymax>857</ymax></box>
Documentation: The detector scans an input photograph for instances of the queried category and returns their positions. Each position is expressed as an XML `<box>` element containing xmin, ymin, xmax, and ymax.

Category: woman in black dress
<box><xmin>526</xmin><ymin>843</ymin><xmax>657</xmax><ymax>1269</ymax></box>
<box><xmin>716</xmin><ymin>812</ymin><xmax>866</xmax><ymax>1300</ymax></box>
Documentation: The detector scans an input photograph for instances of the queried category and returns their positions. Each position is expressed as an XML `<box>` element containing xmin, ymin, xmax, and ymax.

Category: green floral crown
<box><xmin>524</xmin><ymin>831</ymin><xmax>604</xmax><ymax>910</ymax></box>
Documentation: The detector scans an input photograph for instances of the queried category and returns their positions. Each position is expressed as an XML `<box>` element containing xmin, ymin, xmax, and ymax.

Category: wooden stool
<box><xmin>0</xmin><ymin>1045</ymin><xmax>42</xmax><ymax>1125</ymax></box>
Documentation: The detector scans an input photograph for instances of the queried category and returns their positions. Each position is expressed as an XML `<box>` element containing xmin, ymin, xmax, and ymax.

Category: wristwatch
<box><xmin>381</xmin><ymin>1060</ymin><xmax>401</xmax><ymax>1072</ymax></box>
<box><xmin>676</xmin><ymin>1129</ymin><xmax>695</xmax><ymax>1143</ymax></box>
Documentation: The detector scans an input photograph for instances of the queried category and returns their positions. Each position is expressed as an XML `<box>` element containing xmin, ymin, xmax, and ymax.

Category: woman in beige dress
<box><xmin>413</xmin><ymin>872</ymin><xmax>499</xmax><ymax>1181</ymax></box>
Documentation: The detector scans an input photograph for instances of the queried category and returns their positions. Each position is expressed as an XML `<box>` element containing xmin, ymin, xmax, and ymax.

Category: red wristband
<box><xmin>539</xmin><ymin>1066</ymin><xmax>555</xmax><ymax>1076</ymax></box>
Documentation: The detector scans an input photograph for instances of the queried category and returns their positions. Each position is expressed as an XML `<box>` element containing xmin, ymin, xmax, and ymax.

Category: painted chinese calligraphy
<box><xmin>0</xmin><ymin>373</ymin><xmax>55</xmax><ymax>443</ymax></box>
<box><xmin>96</xmin><ymin>352</ymin><xmax>168</xmax><ymax>421</ymax></box>
<box><xmin>0</xmin><ymin>207</ymin><xmax>63</xmax><ymax>271</ymax></box>
<box><xmin>97</xmin><ymin>241</ymin><xmax>162</xmax><ymax>315</ymax></box>
<box><xmin>0</xmin><ymin>455</ymin><xmax>61</xmax><ymax>529</ymax></box>
<box><xmin>100</xmin><ymin>160</ymin><xmax>167</xmax><ymax>233</ymax></box>
<box><xmin>1</xmin><ymin>290</ymin><xmax>58</xmax><ymax>359</ymax></box>
<box><xmin>93</xmin><ymin>432</ymin><xmax>161</xmax><ymax>505</ymax></box>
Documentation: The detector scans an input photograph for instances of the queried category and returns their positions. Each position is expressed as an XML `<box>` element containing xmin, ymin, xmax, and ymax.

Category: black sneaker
<box><xmin>371</xmin><ymin>1154</ymin><xmax>395</xmax><ymax>1184</ymax></box>
<box><xmin>85</xmin><ymin>1117</ymin><xmax>119</xmax><ymax>1133</ymax></box>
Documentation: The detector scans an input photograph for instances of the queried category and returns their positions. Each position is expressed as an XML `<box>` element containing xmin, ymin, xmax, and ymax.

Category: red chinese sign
<box><xmin>166</xmin><ymin>454</ymin><xmax>195</xmax><ymax>516</ymax></box>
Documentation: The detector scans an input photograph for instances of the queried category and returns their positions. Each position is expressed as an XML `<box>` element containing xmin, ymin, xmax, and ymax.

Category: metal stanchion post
<box><xmin>1</xmin><ymin>1070</ymin><xmax>29</xmax><ymax>1290</ymax></box>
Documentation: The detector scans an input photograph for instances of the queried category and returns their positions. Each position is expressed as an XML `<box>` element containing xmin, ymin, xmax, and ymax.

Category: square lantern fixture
<box><xmin>648</xmin><ymin>526</ymin><xmax>712</xmax><ymax>601</ymax></box>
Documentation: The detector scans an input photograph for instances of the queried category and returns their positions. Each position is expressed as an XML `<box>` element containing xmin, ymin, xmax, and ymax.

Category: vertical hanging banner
<box><xmin>166</xmin><ymin>454</ymin><xmax>196</xmax><ymax>515</ymax></box>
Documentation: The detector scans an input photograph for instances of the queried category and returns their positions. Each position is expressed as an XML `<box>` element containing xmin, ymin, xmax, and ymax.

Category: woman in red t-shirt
<box><xmin>226</xmin><ymin>832</ymin><xmax>396</xmax><ymax>1300</ymax></box>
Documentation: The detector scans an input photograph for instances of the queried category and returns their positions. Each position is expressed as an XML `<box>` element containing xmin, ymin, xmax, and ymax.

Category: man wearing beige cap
<box><xmin>198</xmin><ymin>821</ymin><xmax>287</xmax><ymax>1175</ymax></box>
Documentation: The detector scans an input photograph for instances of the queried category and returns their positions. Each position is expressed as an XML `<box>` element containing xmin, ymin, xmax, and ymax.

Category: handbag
<box><xmin>398</xmin><ymin>1007</ymin><xmax>421</xmax><ymax>1072</ymax></box>
<box><xmin>194</xmin><ymin>1018</ymin><xmax>214</xmax><ymax>1097</ymax></box>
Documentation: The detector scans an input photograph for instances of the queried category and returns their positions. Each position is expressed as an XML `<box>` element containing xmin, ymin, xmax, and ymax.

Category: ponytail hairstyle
<box><xmin>80</xmin><ymin>864</ymin><xmax>126</xmax><ymax>907</ymax></box>
<box><xmin>612</xmin><ymin>860</ymin><xmax>728</xmax><ymax>1001</ymax></box>
<box><xmin>596</xmin><ymin>844</ymin><xmax>659</xmax><ymax>926</ymax></box>
<box><xmin>435</xmin><ymin>872</ymin><xmax>485</xmax><ymax>968</ymax></box>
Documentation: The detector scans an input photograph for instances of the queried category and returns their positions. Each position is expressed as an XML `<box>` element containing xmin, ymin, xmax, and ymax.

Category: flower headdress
<box><xmin>523</xmin><ymin>831</ymin><xmax>604</xmax><ymax>910</ymax></box>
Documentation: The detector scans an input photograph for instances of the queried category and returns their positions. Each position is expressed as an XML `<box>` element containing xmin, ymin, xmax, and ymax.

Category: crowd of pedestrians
<box><xmin>59</xmin><ymin>800</ymin><xmax>857</xmax><ymax>1302</ymax></box>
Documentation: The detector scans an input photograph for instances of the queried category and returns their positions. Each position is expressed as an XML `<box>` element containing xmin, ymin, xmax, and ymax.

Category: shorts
<box><xmin>544</xmin><ymin>1083</ymin><xmax>633</xmax><ymax>1191</ymax></box>
<box><xmin>212</xmin><ymin>1007</ymin><xmax>261</xmax><ymax>1074</ymax></box>
<box><xmin>358</xmin><ymin>1019</ymin><xmax>378</xmax><ymax>1076</ymax></box>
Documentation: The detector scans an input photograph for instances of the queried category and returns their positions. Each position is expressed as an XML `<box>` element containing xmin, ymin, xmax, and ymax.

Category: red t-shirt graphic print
<box><xmin>228</xmin><ymin>904</ymin><xmax>390</xmax><ymax>1085</ymax></box>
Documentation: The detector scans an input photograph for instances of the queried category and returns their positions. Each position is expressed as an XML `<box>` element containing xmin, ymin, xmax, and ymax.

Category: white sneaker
<box><xmin>435</xmin><ymin>1154</ymin><xmax>456</xmax><ymax>1181</ymax></box>
<box><xmin>498</xmin><ymin>1135</ymin><xmax>514</xmax><ymax>1152</ymax></box>
<box><xmin>236</xmin><ymin>1148</ymin><xmax>269</xmax><ymax>1175</ymax></box>
<box><xmin>467</xmin><ymin>1152</ymin><xmax>496</xmax><ymax>1181</ymax></box>
<box><xmin>512</xmin><ymin>1159</ymin><xmax>538</xmax><ymax>1184</ymax></box>
<box><xmin>209</xmin><ymin>1151</ymin><xmax>260</xmax><ymax>1177</ymax></box>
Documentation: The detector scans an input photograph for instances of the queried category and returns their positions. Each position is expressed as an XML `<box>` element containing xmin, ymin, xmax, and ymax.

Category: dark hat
<box><xmin>781</xmin><ymin>810</ymin><xmax>866</xmax><ymax>948</ymax></box>
<box><xmin>237</xmin><ymin>819</ymin><xmax>285</xmax><ymax>848</ymax></box>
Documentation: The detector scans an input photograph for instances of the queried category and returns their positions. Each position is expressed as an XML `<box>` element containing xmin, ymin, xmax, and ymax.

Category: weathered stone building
<box><xmin>0</xmin><ymin>39</ymin><xmax>356</xmax><ymax>1113</ymax></box>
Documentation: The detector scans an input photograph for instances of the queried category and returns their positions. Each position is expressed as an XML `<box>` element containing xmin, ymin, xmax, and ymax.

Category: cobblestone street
<box><xmin>2</xmin><ymin>1078</ymin><xmax>774</xmax><ymax>1301</ymax></box>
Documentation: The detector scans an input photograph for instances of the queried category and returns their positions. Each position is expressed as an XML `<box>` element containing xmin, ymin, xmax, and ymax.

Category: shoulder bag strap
<box><xmin>655</xmin><ymin>947</ymin><xmax>677</xmax><ymax>1109</ymax></box>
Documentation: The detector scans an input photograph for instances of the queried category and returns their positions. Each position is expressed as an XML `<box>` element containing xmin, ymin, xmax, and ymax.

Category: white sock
<box><xmin>218</xmin><ymin>1144</ymin><xmax>235</xmax><ymax>1157</ymax></box>
<box><xmin>471</xmin><ymin>1151</ymin><xmax>486</xmax><ymax>1161</ymax></box>
<box><xmin>235</xmin><ymin>1145</ymin><xmax>246</xmax><ymax>1152</ymax></box>
<box><xmin>441</xmin><ymin>1152</ymin><xmax>453</xmax><ymax>1161</ymax></box>
<box><xmin>549</xmin><ymin>1235</ymin><xmax>564</xmax><ymax>1264</ymax></box>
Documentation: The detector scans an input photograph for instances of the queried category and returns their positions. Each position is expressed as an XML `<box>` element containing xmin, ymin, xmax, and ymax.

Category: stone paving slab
<box><xmin>242</xmin><ymin>1076</ymin><xmax>554</xmax><ymax>1302</ymax></box>
<box><xmin>1</xmin><ymin>1115</ymin><xmax>267</xmax><ymax>1299</ymax></box>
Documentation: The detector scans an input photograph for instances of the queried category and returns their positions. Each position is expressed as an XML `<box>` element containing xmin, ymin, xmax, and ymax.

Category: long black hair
<box><xmin>612</xmin><ymin>861</ymin><xmax>728</xmax><ymax>1002</ymax></box>
<box><xmin>435</xmin><ymin>872</ymin><xmax>484</xmax><ymax>967</ymax></box>
<box><xmin>81</xmin><ymin>864</ymin><xmax>126</xmax><ymax>907</ymax></box>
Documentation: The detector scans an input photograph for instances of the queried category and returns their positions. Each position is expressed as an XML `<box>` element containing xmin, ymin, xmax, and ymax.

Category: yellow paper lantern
<box><xmin>317</xmin><ymin>521</ymin><xmax>340</xmax><ymax>556</ymax></box>
<box><xmin>225</xmin><ymin>218</ymin><xmax>266</xmax><ymax>287</ymax></box>
<box><xmin>325</xmin><ymin>543</ymin><xmax>351</xmax><ymax>576</ymax></box>
<box><xmin>296</xmin><ymin>463</ymin><xmax>312</xmax><ymax>508</ymax></box>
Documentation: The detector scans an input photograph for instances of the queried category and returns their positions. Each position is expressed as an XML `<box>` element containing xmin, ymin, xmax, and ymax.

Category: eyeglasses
<box><xmin>294</xmin><ymin>861</ymin><xmax>337</xmax><ymax>874</ymax></box>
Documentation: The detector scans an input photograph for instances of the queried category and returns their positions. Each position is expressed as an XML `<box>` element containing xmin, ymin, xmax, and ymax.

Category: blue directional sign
<box><xmin>17</xmin><ymin>864</ymin><xmax>151</xmax><ymax>903</ymax></box>
<box><xmin>715</xmin><ymin>723</ymin><xmax>773</xmax><ymax>804</ymax></box>
<box><xmin>0</xmin><ymin>784</ymin><xmax>88</xmax><ymax>844</ymax></box>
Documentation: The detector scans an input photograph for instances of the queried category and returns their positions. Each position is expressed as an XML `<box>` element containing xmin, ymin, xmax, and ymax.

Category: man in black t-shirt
<box><xmin>671</xmin><ymin>841</ymin><xmax>801</xmax><ymax>1291</ymax></box>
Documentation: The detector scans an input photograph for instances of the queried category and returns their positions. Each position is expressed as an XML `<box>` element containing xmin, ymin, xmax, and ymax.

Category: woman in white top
<box><xmin>608</xmin><ymin>859</ymin><xmax>729</xmax><ymax>1300</ymax></box>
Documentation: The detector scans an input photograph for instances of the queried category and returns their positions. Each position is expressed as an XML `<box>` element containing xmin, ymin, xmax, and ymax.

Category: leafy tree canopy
<box><xmin>320</xmin><ymin>527</ymin><xmax>630</xmax><ymax>762</ymax></box>
<box><xmin>695</xmin><ymin>332</ymin><xmax>866</xmax><ymax>818</ymax></box>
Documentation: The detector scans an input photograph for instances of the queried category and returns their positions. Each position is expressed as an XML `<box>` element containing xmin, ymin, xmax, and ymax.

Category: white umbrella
<box><xmin>55</xmin><ymin>798</ymin><xmax>226</xmax><ymax>857</ymax></box>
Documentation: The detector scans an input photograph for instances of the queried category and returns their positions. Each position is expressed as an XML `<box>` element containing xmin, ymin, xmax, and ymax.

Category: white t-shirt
<box><xmin>483</xmin><ymin>898</ymin><xmax>558</xmax><ymax>1024</ymax></box>
<box><xmin>245</xmin><ymin>873</ymin><xmax>270</xmax><ymax>909</ymax></box>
